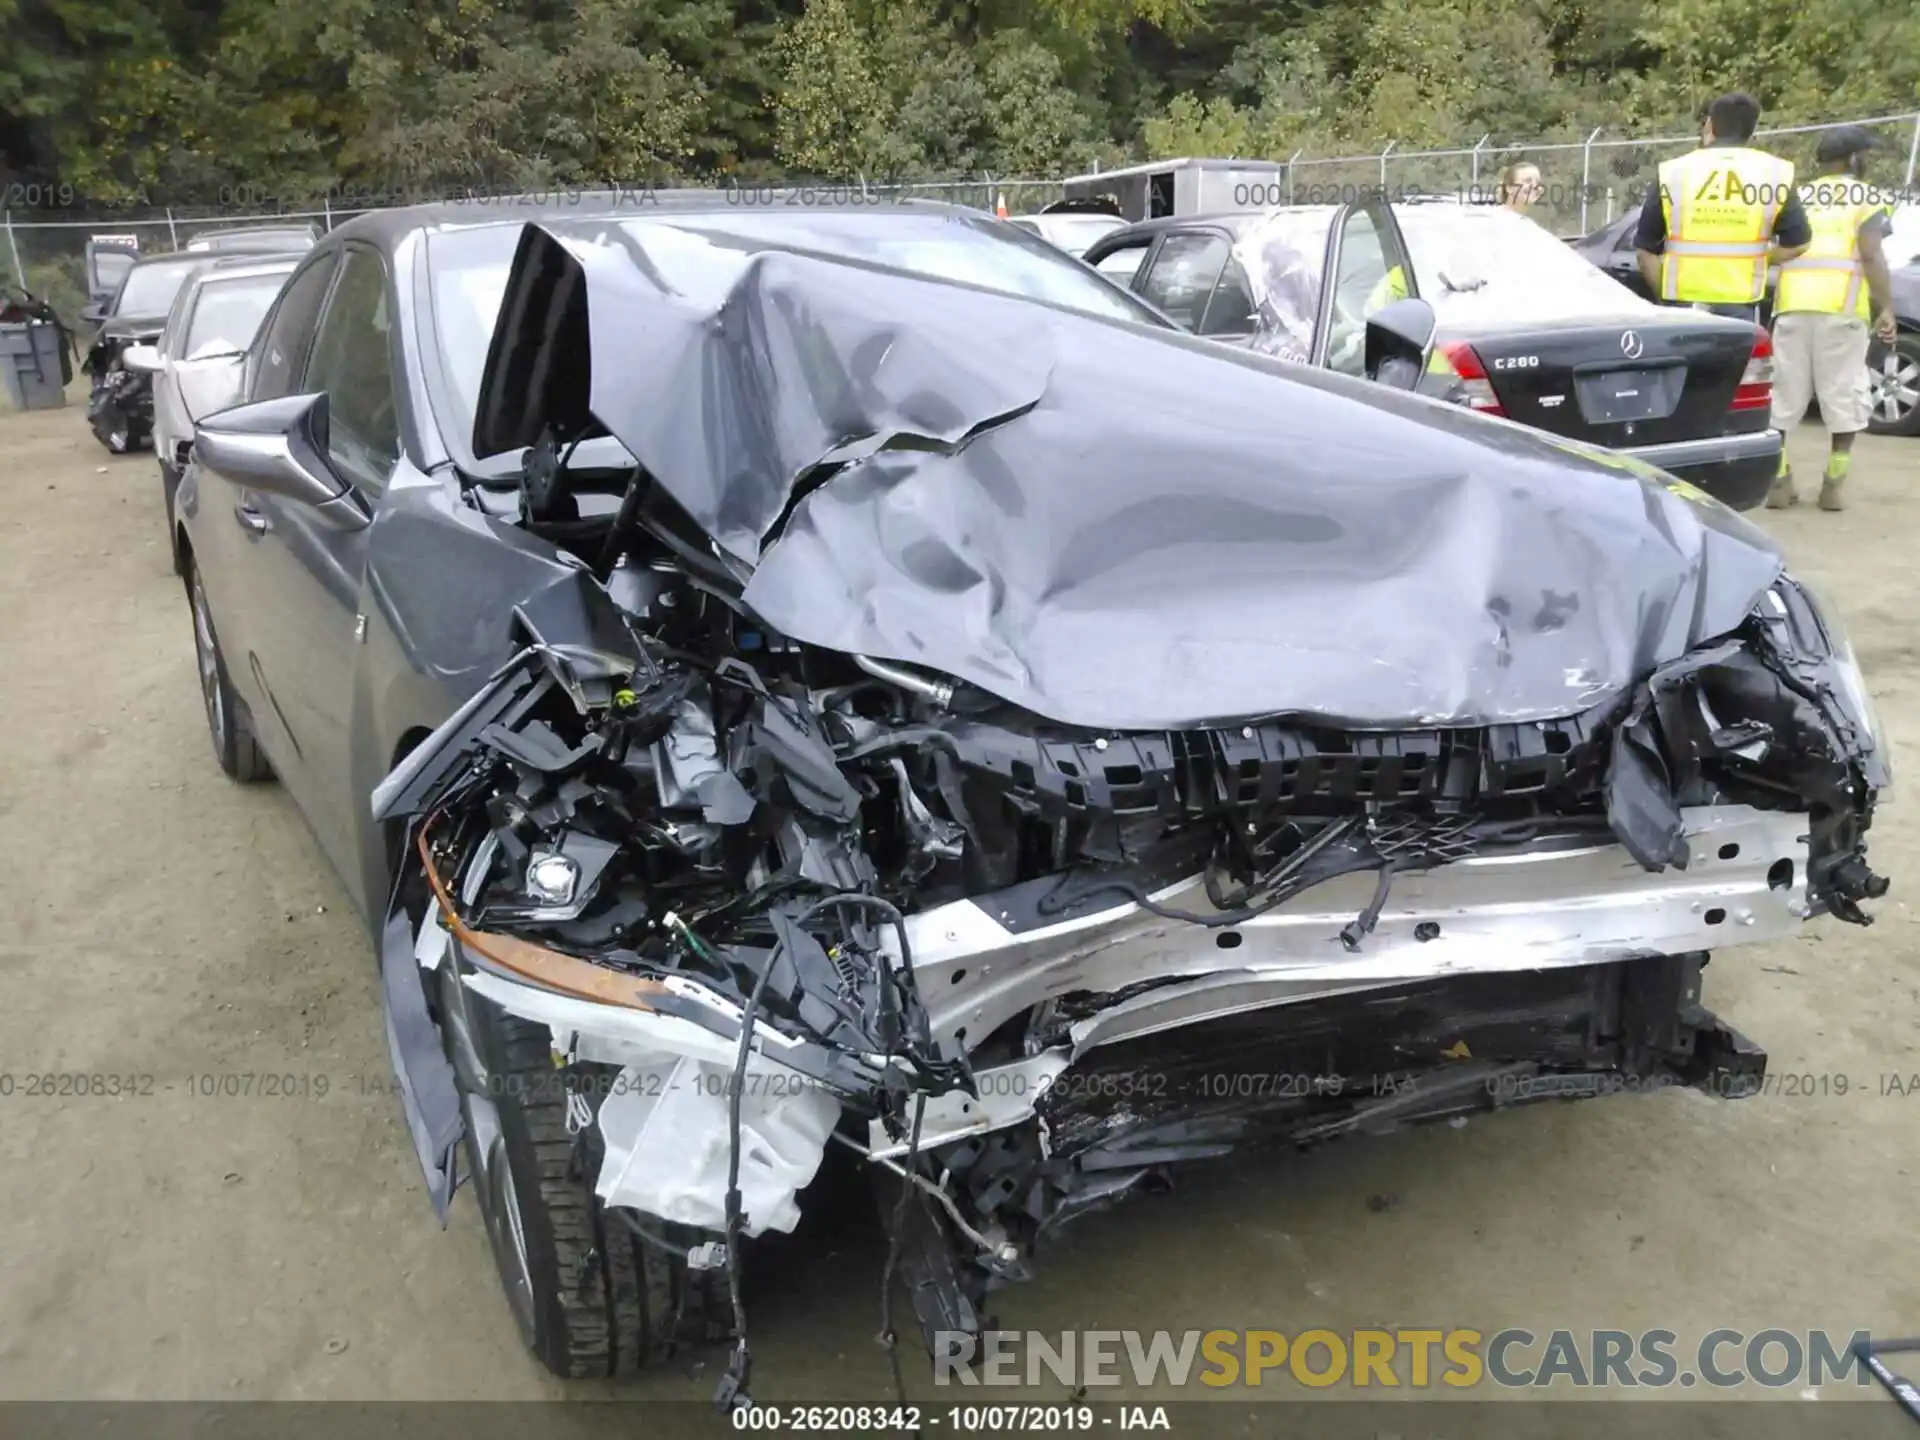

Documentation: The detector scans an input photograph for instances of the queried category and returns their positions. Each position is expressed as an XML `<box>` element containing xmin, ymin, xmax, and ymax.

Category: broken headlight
<box><xmin>1776</xmin><ymin>576</ymin><xmax>1891</xmax><ymax>797</ymax></box>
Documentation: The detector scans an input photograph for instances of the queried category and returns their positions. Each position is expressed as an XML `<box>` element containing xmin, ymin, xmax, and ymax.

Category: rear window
<box><xmin>185</xmin><ymin>275</ymin><xmax>289</xmax><ymax>357</ymax></box>
<box><xmin>1393</xmin><ymin>204</ymin><xmax>1648</xmax><ymax>321</ymax></box>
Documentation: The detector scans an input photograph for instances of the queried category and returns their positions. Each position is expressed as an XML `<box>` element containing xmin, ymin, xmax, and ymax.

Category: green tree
<box><xmin>770</xmin><ymin>0</ymin><xmax>891</xmax><ymax>176</ymax></box>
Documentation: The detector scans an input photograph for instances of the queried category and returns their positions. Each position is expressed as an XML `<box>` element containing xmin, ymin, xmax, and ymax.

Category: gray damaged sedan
<box><xmin>172</xmin><ymin>197</ymin><xmax>1890</xmax><ymax>1396</ymax></box>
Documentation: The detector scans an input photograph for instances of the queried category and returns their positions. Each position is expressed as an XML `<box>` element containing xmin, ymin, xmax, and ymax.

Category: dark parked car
<box><xmin>81</xmin><ymin>253</ymin><xmax>211</xmax><ymax>453</ymax></box>
<box><xmin>1084</xmin><ymin>200</ymin><xmax>1784</xmax><ymax>509</ymax></box>
<box><xmin>1572</xmin><ymin>207</ymin><xmax>1920</xmax><ymax>437</ymax></box>
<box><xmin>1568</xmin><ymin>211</ymin><xmax>1660</xmax><ymax>304</ymax></box>
<box><xmin>175</xmin><ymin>196</ymin><xmax>1886</xmax><ymax>1392</ymax></box>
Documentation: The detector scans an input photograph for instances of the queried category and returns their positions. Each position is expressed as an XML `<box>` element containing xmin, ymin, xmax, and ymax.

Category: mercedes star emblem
<box><xmin>1620</xmin><ymin>330</ymin><xmax>1644</xmax><ymax>359</ymax></box>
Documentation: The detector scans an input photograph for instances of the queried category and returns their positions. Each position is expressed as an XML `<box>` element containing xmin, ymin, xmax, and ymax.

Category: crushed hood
<box><xmin>472</xmin><ymin>219</ymin><xmax>1784</xmax><ymax>731</ymax></box>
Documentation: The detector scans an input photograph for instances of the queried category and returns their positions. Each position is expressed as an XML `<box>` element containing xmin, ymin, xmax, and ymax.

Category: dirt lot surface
<box><xmin>1</xmin><ymin>397</ymin><xmax>1916</xmax><ymax>1425</ymax></box>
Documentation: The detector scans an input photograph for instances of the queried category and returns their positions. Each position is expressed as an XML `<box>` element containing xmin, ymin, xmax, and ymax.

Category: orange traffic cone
<box><xmin>995</xmin><ymin>192</ymin><xmax>1008</xmax><ymax>218</ymax></box>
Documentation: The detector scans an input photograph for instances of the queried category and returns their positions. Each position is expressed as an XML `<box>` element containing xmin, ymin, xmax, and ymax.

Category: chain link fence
<box><xmin>1</xmin><ymin>178</ymin><xmax>1076</xmax><ymax>318</ymax></box>
<box><xmin>7</xmin><ymin>110</ymin><xmax>1916</xmax><ymax>316</ymax></box>
<box><xmin>1280</xmin><ymin>110</ymin><xmax>1920</xmax><ymax>237</ymax></box>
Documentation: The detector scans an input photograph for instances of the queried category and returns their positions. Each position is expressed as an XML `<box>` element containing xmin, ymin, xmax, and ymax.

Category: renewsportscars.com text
<box><xmin>933</xmin><ymin>1328</ymin><xmax>1876</xmax><ymax>1390</ymax></box>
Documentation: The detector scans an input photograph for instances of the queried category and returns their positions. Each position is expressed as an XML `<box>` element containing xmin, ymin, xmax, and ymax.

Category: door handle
<box><xmin>235</xmin><ymin>501</ymin><xmax>269</xmax><ymax>536</ymax></box>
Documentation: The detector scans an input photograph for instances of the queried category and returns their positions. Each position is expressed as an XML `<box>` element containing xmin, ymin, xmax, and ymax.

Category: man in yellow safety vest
<box><xmin>1633</xmin><ymin>93</ymin><xmax>1811</xmax><ymax>322</ymax></box>
<box><xmin>1766</xmin><ymin>126</ymin><xmax>1898</xmax><ymax>511</ymax></box>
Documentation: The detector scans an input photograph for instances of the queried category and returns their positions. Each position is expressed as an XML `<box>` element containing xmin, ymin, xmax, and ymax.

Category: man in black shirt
<box><xmin>1633</xmin><ymin>93</ymin><xmax>1812</xmax><ymax>321</ymax></box>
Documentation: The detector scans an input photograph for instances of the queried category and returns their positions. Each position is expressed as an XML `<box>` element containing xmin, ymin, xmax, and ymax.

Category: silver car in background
<box><xmin>123</xmin><ymin>254</ymin><xmax>300</xmax><ymax>549</ymax></box>
<box><xmin>1007</xmin><ymin>211</ymin><xmax>1127</xmax><ymax>258</ymax></box>
<box><xmin>183</xmin><ymin>223</ymin><xmax>322</xmax><ymax>254</ymax></box>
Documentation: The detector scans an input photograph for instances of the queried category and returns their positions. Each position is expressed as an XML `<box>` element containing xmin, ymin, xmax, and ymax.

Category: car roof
<box><xmin>1088</xmin><ymin>208</ymin><xmax>1342</xmax><ymax>251</ymax></box>
<box><xmin>186</xmin><ymin>254</ymin><xmax>304</xmax><ymax>284</ymax></box>
<box><xmin>128</xmin><ymin>252</ymin><xmax>214</xmax><ymax>273</ymax></box>
<box><xmin>189</xmin><ymin>224</ymin><xmax>320</xmax><ymax>241</ymax></box>
<box><xmin>326</xmin><ymin>192</ymin><xmax>989</xmax><ymax>253</ymax></box>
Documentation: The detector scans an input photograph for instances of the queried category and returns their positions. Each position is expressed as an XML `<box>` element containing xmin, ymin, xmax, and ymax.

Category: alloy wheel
<box><xmin>437</xmin><ymin>950</ymin><xmax>538</xmax><ymax>1348</ymax></box>
<box><xmin>190</xmin><ymin>572</ymin><xmax>227</xmax><ymax>757</ymax></box>
<box><xmin>1871</xmin><ymin>348</ymin><xmax>1920</xmax><ymax>427</ymax></box>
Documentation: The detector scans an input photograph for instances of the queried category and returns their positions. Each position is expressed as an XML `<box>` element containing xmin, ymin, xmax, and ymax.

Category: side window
<box><xmin>1325</xmin><ymin>207</ymin><xmax>1414</xmax><ymax>375</ymax></box>
<box><xmin>1198</xmin><ymin>256</ymin><xmax>1257</xmax><ymax>336</ymax></box>
<box><xmin>158</xmin><ymin>287</ymin><xmax>192</xmax><ymax>361</ymax></box>
<box><xmin>249</xmin><ymin>256</ymin><xmax>337</xmax><ymax>403</ymax></box>
<box><xmin>1139</xmin><ymin>233</ymin><xmax>1230</xmax><ymax>331</ymax></box>
<box><xmin>1093</xmin><ymin>241</ymin><xmax>1152</xmax><ymax>287</ymax></box>
<box><xmin>300</xmin><ymin>247</ymin><xmax>401</xmax><ymax>494</ymax></box>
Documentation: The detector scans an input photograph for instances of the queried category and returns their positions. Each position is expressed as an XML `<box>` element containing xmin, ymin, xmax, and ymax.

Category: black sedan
<box><xmin>1084</xmin><ymin>200</ymin><xmax>1784</xmax><ymax>508</ymax></box>
<box><xmin>1571</xmin><ymin>208</ymin><xmax>1920</xmax><ymax>437</ymax></box>
<box><xmin>81</xmin><ymin>252</ymin><xmax>210</xmax><ymax>453</ymax></box>
<box><xmin>176</xmin><ymin>196</ymin><xmax>1886</xmax><ymax>1392</ymax></box>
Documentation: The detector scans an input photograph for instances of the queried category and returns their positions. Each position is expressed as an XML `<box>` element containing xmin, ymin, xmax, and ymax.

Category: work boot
<box><xmin>1766</xmin><ymin>469</ymin><xmax>1799</xmax><ymax>509</ymax></box>
<box><xmin>1819</xmin><ymin>453</ymin><xmax>1851</xmax><ymax>512</ymax></box>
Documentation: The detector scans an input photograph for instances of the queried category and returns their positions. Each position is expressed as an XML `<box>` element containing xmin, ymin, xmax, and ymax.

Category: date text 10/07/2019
<box><xmin>729</xmin><ymin>1405</ymin><xmax>1172</xmax><ymax>1432</ymax></box>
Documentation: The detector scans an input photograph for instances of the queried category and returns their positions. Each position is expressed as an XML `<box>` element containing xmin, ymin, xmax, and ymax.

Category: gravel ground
<box><xmin>0</xmin><ymin>398</ymin><xmax>1915</xmax><ymax>1422</ymax></box>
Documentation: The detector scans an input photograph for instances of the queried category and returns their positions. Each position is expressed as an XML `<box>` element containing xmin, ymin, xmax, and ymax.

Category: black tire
<box><xmin>435</xmin><ymin>950</ymin><xmax>731</xmax><ymax>1377</ymax></box>
<box><xmin>1867</xmin><ymin>331</ymin><xmax>1920</xmax><ymax>438</ymax></box>
<box><xmin>186</xmin><ymin>560</ymin><xmax>273</xmax><ymax>782</ymax></box>
<box><xmin>160</xmin><ymin>462</ymin><xmax>184</xmax><ymax>575</ymax></box>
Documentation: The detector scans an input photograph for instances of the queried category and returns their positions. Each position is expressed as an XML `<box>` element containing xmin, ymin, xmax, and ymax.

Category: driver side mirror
<box><xmin>80</xmin><ymin>302</ymin><xmax>107</xmax><ymax>326</ymax></box>
<box><xmin>122</xmin><ymin>343</ymin><xmax>163</xmax><ymax>374</ymax></box>
<box><xmin>1365</xmin><ymin>298</ymin><xmax>1439</xmax><ymax>391</ymax></box>
<box><xmin>193</xmin><ymin>392</ymin><xmax>367</xmax><ymax>527</ymax></box>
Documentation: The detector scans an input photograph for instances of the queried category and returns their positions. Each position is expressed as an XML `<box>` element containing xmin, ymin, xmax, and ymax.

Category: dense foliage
<box><xmin>1</xmin><ymin>0</ymin><xmax>1916</xmax><ymax>205</ymax></box>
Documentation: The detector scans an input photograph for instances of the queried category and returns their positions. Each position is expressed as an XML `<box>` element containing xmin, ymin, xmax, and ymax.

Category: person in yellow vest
<box><xmin>1367</xmin><ymin>263</ymin><xmax>1409</xmax><ymax>314</ymax></box>
<box><xmin>1766</xmin><ymin>127</ymin><xmax>1898</xmax><ymax>511</ymax></box>
<box><xmin>1633</xmin><ymin>93</ymin><xmax>1811</xmax><ymax>322</ymax></box>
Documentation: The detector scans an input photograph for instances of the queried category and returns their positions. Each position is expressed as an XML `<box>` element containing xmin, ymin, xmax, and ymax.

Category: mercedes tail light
<box><xmin>1732</xmin><ymin>324</ymin><xmax>1773</xmax><ymax>411</ymax></box>
<box><xmin>1436</xmin><ymin>340</ymin><xmax>1506</xmax><ymax>416</ymax></box>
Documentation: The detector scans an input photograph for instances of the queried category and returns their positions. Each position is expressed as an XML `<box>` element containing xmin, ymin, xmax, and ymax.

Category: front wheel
<box><xmin>1867</xmin><ymin>331</ymin><xmax>1920</xmax><ymax>438</ymax></box>
<box><xmin>186</xmin><ymin>561</ymin><xmax>272</xmax><ymax>782</ymax></box>
<box><xmin>432</xmin><ymin>939</ymin><xmax>730</xmax><ymax>1377</ymax></box>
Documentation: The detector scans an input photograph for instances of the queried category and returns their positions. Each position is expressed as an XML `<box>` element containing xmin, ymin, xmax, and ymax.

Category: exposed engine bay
<box><xmin>373</xmin><ymin>519</ymin><xmax>1888</xmax><ymax>1401</ymax></box>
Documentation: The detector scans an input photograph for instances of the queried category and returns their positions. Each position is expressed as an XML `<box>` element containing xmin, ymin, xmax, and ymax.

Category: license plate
<box><xmin>1574</xmin><ymin>366</ymin><xmax>1685</xmax><ymax>424</ymax></box>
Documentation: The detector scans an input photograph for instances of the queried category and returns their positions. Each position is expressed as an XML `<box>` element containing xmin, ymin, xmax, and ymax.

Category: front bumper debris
<box><xmin>368</xmin><ymin>556</ymin><xmax>1887</xmax><ymax>1387</ymax></box>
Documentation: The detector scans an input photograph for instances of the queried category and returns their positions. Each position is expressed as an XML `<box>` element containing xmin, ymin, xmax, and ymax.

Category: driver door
<box><xmin>241</xmin><ymin>242</ymin><xmax>401</xmax><ymax>879</ymax></box>
<box><xmin>1310</xmin><ymin>200</ymin><xmax>1421</xmax><ymax>374</ymax></box>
